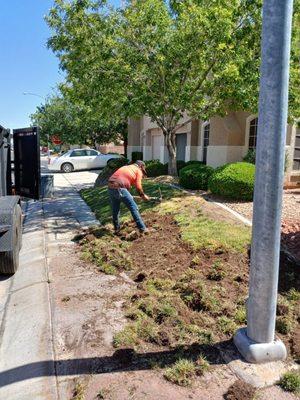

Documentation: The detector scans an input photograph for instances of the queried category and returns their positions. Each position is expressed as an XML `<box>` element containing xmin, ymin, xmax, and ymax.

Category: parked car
<box><xmin>48</xmin><ymin>149</ymin><xmax>122</xmax><ymax>173</ymax></box>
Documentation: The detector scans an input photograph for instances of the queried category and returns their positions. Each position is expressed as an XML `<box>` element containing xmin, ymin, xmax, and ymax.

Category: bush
<box><xmin>185</xmin><ymin>160</ymin><xmax>204</xmax><ymax>167</ymax></box>
<box><xmin>243</xmin><ymin>149</ymin><xmax>256</xmax><ymax>164</ymax></box>
<box><xmin>145</xmin><ymin>160</ymin><xmax>168</xmax><ymax>177</ymax></box>
<box><xmin>179</xmin><ymin>164</ymin><xmax>214</xmax><ymax>190</ymax></box>
<box><xmin>131</xmin><ymin>151</ymin><xmax>143</xmax><ymax>162</ymax></box>
<box><xmin>94</xmin><ymin>157</ymin><xmax>128</xmax><ymax>187</ymax></box>
<box><xmin>208</xmin><ymin>162</ymin><xmax>255</xmax><ymax>201</ymax></box>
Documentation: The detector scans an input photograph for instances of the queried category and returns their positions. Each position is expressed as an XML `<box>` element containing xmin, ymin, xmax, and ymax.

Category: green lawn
<box><xmin>81</xmin><ymin>179</ymin><xmax>250</xmax><ymax>253</ymax></box>
<box><xmin>80</xmin><ymin>180</ymin><xmax>183</xmax><ymax>225</ymax></box>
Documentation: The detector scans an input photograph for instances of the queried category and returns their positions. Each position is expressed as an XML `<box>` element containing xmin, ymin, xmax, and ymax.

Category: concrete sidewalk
<box><xmin>0</xmin><ymin>172</ymin><xmax>99</xmax><ymax>399</ymax></box>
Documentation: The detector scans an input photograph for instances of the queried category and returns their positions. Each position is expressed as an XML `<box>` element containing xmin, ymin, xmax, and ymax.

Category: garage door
<box><xmin>176</xmin><ymin>133</ymin><xmax>187</xmax><ymax>161</ymax></box>
<box><xmin>152</xmin><ymin>135</ymin><xmax>161</xmax><ymax>160</ymax></box>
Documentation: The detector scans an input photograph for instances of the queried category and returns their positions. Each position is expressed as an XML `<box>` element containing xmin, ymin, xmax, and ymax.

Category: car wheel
<box><xmin>61</xmin><ymin>162</ymin><xmax>74</xmax><ymax>173</ymax></box>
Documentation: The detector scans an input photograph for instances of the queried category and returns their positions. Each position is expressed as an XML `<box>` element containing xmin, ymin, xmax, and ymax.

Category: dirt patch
<box><xmin>80</xmin><ymin>209</ymin><xmax>299</xmax><ymax>362</ymax></box>
<box><xmin>224</xmin><ymin>380</ymin><xmax>256</xmax><ymax>400</ymax></box>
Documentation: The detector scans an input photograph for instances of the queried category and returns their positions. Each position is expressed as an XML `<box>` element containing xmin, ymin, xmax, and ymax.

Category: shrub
<box><xmin>208</xmin><ymin>162</ymin><xmax>255</xmax><ymax>201</ymax></box>
<box><xmin>94</xmin><ymin>157</ymin><xmax>128</xmax><ymax>187</ymax></box>
<box><xmin>131</xmin><ymin>151</ymin><xmax>143</xmax><ymax>162</ymax></box>
<box><xmin>179</xmin><ymin>164</ymin><xmax>214</xmax><ymax>190</ymax></box>
<box><xmin>243</xmin><ymin>149</ymin><xmax>256</xmax><ymax>164</ymax></box>
<box><xmin>145</xmin><ymin>160</ymin><xmax>168</xmax><ymax>177</ymax></box>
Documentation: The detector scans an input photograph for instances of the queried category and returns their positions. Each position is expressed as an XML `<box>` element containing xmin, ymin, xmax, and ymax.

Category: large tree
<box><xmin>47</xmin><ymin>0</ymin><xmax>299</xmax><ymax>175</ymax></box>
<box><xmin>31</xmin><ymin>95</ymin><xmax>127</xmax><ymax>151</ymax></box>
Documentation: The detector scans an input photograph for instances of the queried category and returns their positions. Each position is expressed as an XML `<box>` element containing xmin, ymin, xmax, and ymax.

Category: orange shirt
<box><xmin>109</xmin><ymin>164</ymin><xmax>143</xmax><ymax>192</ymax></box>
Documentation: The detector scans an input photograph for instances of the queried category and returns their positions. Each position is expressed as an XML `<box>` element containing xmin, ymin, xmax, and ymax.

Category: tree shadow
<box><xmin>0</xmin><ymin>340</ymin><xmax>241</xmax><ymax>388</ymax></box>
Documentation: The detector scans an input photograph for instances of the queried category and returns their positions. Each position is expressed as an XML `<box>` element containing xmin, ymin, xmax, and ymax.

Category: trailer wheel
<box><xmin>0</xmin><ymin>205</ymin><xmax>22</xmax><ymax>274</ymax></box>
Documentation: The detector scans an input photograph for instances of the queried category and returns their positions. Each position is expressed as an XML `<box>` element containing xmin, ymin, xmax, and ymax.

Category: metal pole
<box><xmin>234</xmin><ymin>0</ymin><xmax>294</xmax><ymax>363</ymax></box>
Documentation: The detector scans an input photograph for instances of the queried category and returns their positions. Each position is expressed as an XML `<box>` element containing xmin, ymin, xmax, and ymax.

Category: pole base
<box><xmin>234</xmin><ymin>328</ymin><xmax>287</xmax><ymax>364</ymax></box>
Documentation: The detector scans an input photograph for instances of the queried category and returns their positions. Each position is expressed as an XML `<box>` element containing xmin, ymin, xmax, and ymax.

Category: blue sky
<box><xmin>0</xmin><ymin>0</ymin><xmax>120</xmax><ymax>129</ymax></box>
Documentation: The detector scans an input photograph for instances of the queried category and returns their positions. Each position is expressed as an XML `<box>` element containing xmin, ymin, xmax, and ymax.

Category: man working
<box><xmin>108</xmin><ymin>160</ymin><xmax>149</xmax><ymax>234</ymax></box>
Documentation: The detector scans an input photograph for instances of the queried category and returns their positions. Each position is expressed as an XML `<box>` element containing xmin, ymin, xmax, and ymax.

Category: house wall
<box><xmin>127</xmin><ymin>114</ymin><xmax>299</xmax><ymax>185</ymax></box>
<box><xmin>128</xmin><ymin>118</ymin><xmax>142</xmax><ymax>158</ymax></box>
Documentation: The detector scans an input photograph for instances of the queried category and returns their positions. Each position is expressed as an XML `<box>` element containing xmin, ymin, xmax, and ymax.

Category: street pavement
<box><xmin>0</xmin><ymin>166</ymin><xmax>100</xmax><ymax>399</ymax></box>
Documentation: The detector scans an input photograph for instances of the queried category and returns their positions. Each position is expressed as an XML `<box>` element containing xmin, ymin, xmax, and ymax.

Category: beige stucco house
<box><xmin>128</xmin><ymin>112</ymin><xmax>300</xmax><ymax>187</ymax></box>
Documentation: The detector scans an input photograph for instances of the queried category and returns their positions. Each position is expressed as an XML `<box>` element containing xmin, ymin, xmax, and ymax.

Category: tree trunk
<box><xmin>165</xmin><ymin>130</ymin><xmax>177</xmax><ymax>176</ymax></box>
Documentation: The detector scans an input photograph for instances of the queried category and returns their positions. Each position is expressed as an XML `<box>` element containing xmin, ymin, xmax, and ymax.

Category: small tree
<box><xmin>47</xmin><ymin>0</ymin><xmax>299</xmax><ymax>175</ymax></box>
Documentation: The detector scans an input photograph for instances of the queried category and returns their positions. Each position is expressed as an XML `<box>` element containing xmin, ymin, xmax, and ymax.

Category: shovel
<box><xmin>133</xmin><ymin>186</ymin><xmax>163</xmax><ymax>203</ymax></box>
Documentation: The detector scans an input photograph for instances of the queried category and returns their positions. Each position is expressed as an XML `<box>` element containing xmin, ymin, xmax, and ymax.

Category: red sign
<box><xmin>51</xmin><ymin>135</ymin><xmax>62</xmax><ymax>145</ymax></box>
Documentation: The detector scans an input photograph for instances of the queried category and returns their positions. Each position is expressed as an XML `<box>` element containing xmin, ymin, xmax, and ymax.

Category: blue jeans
<box><xmin>108</xmin><ymin>188</ymin><xmax>146</xmax><ymax>231</ymax></box>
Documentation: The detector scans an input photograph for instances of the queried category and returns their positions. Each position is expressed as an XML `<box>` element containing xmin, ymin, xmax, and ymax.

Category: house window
<box><xmin>203</xmin><ymin>123</ymin><xmax>210</xmax><ymax>164</ymax></box>
<box><xmin>248</xmin><ymin>118</ymin><xmax>258</xmax><ymax>150</ymax></box>
<box><xmin>293</xmin><ymin>131</ymin><xmax>300</xmax><ymax>170</ymax></box>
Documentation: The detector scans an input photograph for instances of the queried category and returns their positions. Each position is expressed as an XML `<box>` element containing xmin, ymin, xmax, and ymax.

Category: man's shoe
<box><xmin>114</xmin><ymin>228</ymin><xmax>122</xmax><ymax>236</ymax></box>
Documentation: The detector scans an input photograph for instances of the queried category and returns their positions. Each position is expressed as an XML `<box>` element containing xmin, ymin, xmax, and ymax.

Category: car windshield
<box><xmin>58</xmin><ymin>151</ymin><xmax>69</xmax><ymax>157</ymax></box>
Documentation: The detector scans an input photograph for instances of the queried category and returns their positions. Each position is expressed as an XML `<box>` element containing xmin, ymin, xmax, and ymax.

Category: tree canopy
<box><xmin>46</xmin><ymin>0</ymin><xmax>299</xmax><ymax>174</ymax></box>
<box><xmin>30</xmin><ymin>95</ymin><xmax>127</xmax><ymax>149</ymax></box>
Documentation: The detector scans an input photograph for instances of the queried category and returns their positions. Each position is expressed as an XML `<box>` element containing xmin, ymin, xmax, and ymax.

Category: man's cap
<box><xmin>135</xmin><ymin>160</ymin><xmax>147</xmax><ymax>174</ymax></box>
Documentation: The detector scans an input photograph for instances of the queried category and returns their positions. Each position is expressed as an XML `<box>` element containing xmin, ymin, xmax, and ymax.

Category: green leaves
<box><xmin>45</xmin><ymin>0</ymin><xmax>299</xmax><ymax>164</ymax></box>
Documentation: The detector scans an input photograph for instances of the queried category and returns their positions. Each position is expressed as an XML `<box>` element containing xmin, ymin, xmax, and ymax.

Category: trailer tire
<box><xmin>0</xmin><ymin>204</ymin><xmax>22</xmax><ymax>274</ymax></box>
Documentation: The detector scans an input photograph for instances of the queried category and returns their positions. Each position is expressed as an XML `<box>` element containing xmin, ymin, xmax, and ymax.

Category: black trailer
<box><xmin>0</xmin><ymin>125</ymin><xmax>41</xmax><ymax>274</ymax></box>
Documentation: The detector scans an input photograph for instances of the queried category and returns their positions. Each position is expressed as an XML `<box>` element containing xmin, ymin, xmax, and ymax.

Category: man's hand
<box><xmin>141</xmin><ymin>194</ymin><xmax>150</xmax><ymax>201</ymax></box>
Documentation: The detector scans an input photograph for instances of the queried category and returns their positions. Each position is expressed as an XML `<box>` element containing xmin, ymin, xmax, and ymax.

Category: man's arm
<box><xmin>135</xmin><ymin>170</ymin><xmax>149</xmax><ymax>201</ymax></box>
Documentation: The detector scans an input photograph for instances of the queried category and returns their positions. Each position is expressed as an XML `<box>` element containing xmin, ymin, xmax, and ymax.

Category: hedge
<box><xmin>131</xmin><ymin>151</ymin><xmax>143</xmax><ymax>162</ymax></box>
<box><xmin>179</xmin><ymin>164</ymin><xmax>214</xmax><ymax>190</ymax></box>
<box><xmin>145</xmin><ymin>160</ymin><xmax>168</xmax><ymax>177</ymax></box>
<box><xmin>94</xmin><ymin>157</ymin><xmax>128</xmax><ymax>187</ymax></box>
<box><xmin>208</xmin><ymin>162</ymin><xmax>255</xmax><ymax>201</ymax></box>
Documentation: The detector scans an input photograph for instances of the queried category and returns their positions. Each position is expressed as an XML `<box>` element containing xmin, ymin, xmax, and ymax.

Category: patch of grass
<box><xmin>276</xmin><ymin>316</ymin><xmax>293</xmax><ymax>335</ymax></box>
<box><xmin>217</xmin><ymin>316</ymin><xmax>238</xmax><ymax>335</ymax></box>
<box><xmin>177</xmin><ymin>272</ymin><xmax>221</xmax><ymax>314</ymax></box>
<box><xmin>82</xmin><ymin>236</ymin><xmax>133</xmax><ymax>275</ymax></box>
<box><xmin>164</xmin><ymin>359</ymin><xmax>196</xmax><ymax>386</ymax></box>
<box><xmin>287</xmin><ymin>288</ymin><xmax>300</xmax><ymax>302</ymax></box>
<box><xmin>207</xmin><ymin>261</ymin><xmax>226</xmax><ymax>281</ymax></box>
<box><xmin>164</xmin><ymin>356</ymin><xmax>209</xmax><ymax>387</ymax></box>
<box><xmin>234</xmin><ymin>306</ymin><xmax>247</xmax><ymax>324</ymax></box>
<box><xmin>278</xmin><ymin>371</ymin><xmax>300</xmax><ymax>394</ymax></box>
<box><xmin>71</xmin><ymin>382</ymin><xmax>85</xmax><ymax>400</ymax></box>
<box><xmin>159</xmin><ymin>197</ymin><xmax>250</xmax><ymax>253</ymax></box>
<box><xmin>113</xmin><ymin>325</ymin><xmax>139</xmax><ymax>348</ymax></box>
<box><xmin>81</xmin><ymin>181</ymin><xmax>250</xmax><ymax>254</ymax></box>
<box><xmin>81</xmin><ymin>181</ymin><xmax>182</xmax><ymax>225</ymax></box>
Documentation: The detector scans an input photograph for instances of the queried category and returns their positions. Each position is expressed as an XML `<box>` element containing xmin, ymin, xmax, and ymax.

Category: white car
<box><xmin>48</xmin><ymin>149</ymin><xmax>122</xmax><ymax>173</ymax></box>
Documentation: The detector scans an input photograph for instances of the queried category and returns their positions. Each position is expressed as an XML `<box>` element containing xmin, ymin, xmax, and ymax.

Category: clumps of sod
<box><xmin>278</xmin><ymin>371</ymin><xmax>300</xmax><ymax>394</ymax></box>
<box><xmin>80</xmin><ymin>226</ymin><xmax>133</xmax><ymax>275</ymax></box>
<box><xmin>113</xmin><ymin>269</ymin><xmax>248</xmax><ymax>352</ymax></box>
<box><xmin>164</xmin><ymin>355</ymin><xmax>209</xmax><ymax>387</ymax></box>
